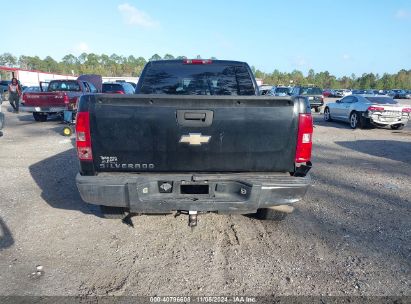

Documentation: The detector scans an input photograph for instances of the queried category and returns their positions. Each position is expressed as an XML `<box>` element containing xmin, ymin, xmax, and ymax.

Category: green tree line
<box><xmin>0</xmin><ymin>52</ymin><xmax>204</xmax><ymax>78</ymax></box>
<box><xmin>0</xmin><ymin>52</ymin><xmax>410</xmax><ymax>89</ymax></box>
<box><xmin>254</xmin><ymin>68</ymin><xmax>411</xmax><ymax>90</ymax></box>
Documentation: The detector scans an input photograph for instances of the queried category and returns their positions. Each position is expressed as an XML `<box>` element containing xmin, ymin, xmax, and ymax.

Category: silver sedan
<box><xmin>324</xmin><ymin>95</ymin><xmax>411</xmax><ymax>130</ymax></box>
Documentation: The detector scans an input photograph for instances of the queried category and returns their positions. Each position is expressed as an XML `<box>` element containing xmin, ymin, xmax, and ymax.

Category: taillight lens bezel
<box><xmin>63</xmin><ymin>93</ymin><xmax>70</xmax><ymax>105</ymax></box>
<box><xmin>295</xmin><ymin>113</ymin><xmax>313</xmax><ymax>163</ymax></box>
<box><xmin>75</xmin><ymin>111</ymin><xmax>93</xmax><ymax>161</ymax></box>
<box><xmin>368</xmin><ymin>106</ymin><xmax>384</xmax><ymax>112</ymax></box>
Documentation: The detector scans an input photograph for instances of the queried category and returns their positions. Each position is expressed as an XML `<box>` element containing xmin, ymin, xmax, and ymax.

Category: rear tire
<box><xmin>314</xmin><ymin>107</ymin><xmax>321</xmax><ymax>113</ymax></box>
<box><xmin>256</xmin><ymin>208</ymin><xmax>288</xmax><ymax>221</ymax></box>
<box><xmin>33</xmin><ymin>112</ymin><xmax>47</xmax><ymax>122</ymax></box>
<box><xmin>99</xmin><ymin>205</ymin><xmax>127</xmax><ymax>219</ymax></box>
<box><xmin>350</xmin><ymin>111</ymin><xmax>363</xmax><ymax>129</ymax></box>
<box><xmin>390</xmin><ymin>124</ymin><xmax>405</xmax><ymax>130</ymax></box>
<box><xmin>324</xmin><ymin>107</ymin><xmax>332</xmax><ymax>121</ymax></box>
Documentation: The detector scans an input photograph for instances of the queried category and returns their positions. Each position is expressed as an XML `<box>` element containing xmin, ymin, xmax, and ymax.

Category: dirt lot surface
<box><xmin>0</xmin><ymin>99</ymin><xmax>410</xmax><ymax>298</ymax></box>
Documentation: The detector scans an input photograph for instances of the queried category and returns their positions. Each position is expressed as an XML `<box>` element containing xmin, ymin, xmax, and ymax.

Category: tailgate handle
<box><xmin>184</xmin><ymin>112</ymin><xmax>206</xmax><ymax>121</ymax></box>
<box><xmin>177</xmin><ymin>110</ymin><xmax>214</xmax><ymax>127</ymax></box>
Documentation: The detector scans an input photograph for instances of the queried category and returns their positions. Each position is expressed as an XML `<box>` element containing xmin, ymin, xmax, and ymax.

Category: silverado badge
<box><xmin>179</xmin><ymin>133</ymin><xmax>211</xmax><ymax>146</ymax></box>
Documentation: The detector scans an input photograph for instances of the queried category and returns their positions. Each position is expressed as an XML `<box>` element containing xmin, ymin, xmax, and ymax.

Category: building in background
<box><xmin>255</xmin><ymin>78</ymin><xmax>263</xmax><ymax>86</ymax></box>
<box><xmin>0</xmin><ymin>66</ymin><xmax>76</xmax><ymax>87</ymax></box>
<box><xmin>102</xmin><ymin>76</ymin><xmax>139</xmax><ymax>85</ymax></box>
<box><xmin>0</xmin><ymin>67</ymin><xmax>139</xmax><ymax>87</ymax></box>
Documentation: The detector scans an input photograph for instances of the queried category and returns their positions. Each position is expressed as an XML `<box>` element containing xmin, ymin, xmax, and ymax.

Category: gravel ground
<box><xmin>0</xmin><ymin>99</ymin><xmax>410</xmax><ymax>298</ymax></box>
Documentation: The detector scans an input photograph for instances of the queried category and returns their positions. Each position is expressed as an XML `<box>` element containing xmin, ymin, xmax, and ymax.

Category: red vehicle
<box><xmin>322</xmin><ymin>89</ymin><xmax>336</xmax><ymax>97</ymax></box>
<box><xmin>102</xmin><ymin>82</ymin><xmax>135</xmax><ymax>94</ymax></box>
<box><xmin>21</xmin><ymin>76</ymin><xmax>101</xmax><ymax>122</ymax></box>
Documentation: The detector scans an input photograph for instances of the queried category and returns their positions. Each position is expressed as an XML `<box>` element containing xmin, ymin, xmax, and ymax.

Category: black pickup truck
<box><xmin>75</xmin><ymin>59</ymin><xmax>312</xmax><ymax>226</ymax></box>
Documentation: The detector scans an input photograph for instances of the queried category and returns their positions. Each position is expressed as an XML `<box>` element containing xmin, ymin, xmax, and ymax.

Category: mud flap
<box><xmin>294</xmin><ymin>161</ymin><xmax>312</xmax><ymax>177</ymax></box>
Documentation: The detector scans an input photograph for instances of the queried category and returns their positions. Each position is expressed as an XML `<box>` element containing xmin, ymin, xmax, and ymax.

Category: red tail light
<box><xmin>402</xmin><ymin>108</ymin><xmax>411</xmax><ymax>113</ymax></box>
<box><xmin>295</xmin><ymin>114</ymin><xmax>313</xmax><ymax>163</ymax></box>
<box><xmin>183</xmin><ymin>59</ymin><xmax>212</xmax><ymax>64</ymax></box>
<box><xmin>22</xmin><ymin>93</ymin><xmax>27</xmax><ymax>102</ymax></box>
<box><xmin>63</xmin><ymin>93</ymin><xmax>70</xmax><ymax>105</ymax></box>
<box><xmin>368</xmin><ymin>106</ymin><xmax>384</xmax><ymax>111</ymax></box>
<box><xmin>114</xmin><ymin>91</ymin><xmax>125</xmax><ymax>94</ymax></box>
<box><xmin>75</xmin><ymin>112</ymin><xmax>93</xmax><ymax>161</ymax></box>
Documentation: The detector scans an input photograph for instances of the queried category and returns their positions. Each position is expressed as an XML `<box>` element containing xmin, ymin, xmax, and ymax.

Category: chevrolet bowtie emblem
<box><xmin>179</xmin><ymin>133</ymin><xmax>211</xmax><ymax>146</ymax></box>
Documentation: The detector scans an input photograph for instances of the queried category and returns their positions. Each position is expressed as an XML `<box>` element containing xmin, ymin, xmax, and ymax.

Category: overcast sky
<box><xmin>2</xmin><ymin>0</ymin><xmax>411</xmax><ymax>77</ymax></box>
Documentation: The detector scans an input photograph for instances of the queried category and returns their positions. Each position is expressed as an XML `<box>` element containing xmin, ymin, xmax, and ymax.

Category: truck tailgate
<box><xmin>24</xmin><ymin>92</ymin><xmax>67</xmax><ymax>107</ymax></box>
<box><xmin>89</xmin><ymin>95</ymin><xmax>299</xmax><ymax>173</ymax></box>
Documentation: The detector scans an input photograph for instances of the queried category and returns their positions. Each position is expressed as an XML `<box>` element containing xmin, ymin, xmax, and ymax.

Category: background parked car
<box><xmin>334</xmin><ymin>90</ymin><xmax>344</xmax><ymax>97</ymax></box>
<box><xmin>127</xmin><ymin>82</ymin><xmax>137</xmax><ymax>89</ymax></box>
<box><xmin>341</xmin><ymin>89</ymin><xmax>352</xmax><ymax>97</ymax></box>
<box><xmin>322</xmin><ymin>89</ymin><xmax>337</xmax><ymax>97</ymax></box>
<box><xmin>23</xmin><ymin>86</ymin><xmax>42</xmax><ymax>93</ymax></box>
<box><xmin>291</xmin><ymin>86</ymin><xmax>324</xmax><ymax>112</ymax></box>
<box><xmin>102</xmin><ymin>82</ymin><xmax>135</xmax><ymax>94</ymax></box>
<box><xmin>388</xmin><ymin>89</ymin><xmax>407</xmax><ymax>99</ymax></box>
<box><xmin>364</xmin><ymin>89</ymin><xmax>378</xmax><ymax>95</ymax></box>
<box><xmin>258</xmin><ymin>85</ymin><xmax>273</xmax><ymax>95</ymax></box>
<box><xmin>267</xmin><ymin>86</ymin><xmax>292</xmax><ymax>96</ymax></box>
<box><xmin>351</xmin><ymin>89</ymin><xmax>367</xmax><ymax>95</ymax></box>
<box><xmin>20</xmin><ymin>86</ymin><xmax>42</xmax><ymax>104</ymax></box>
<box><xmin>0</xmin><ymin>80</ymin><xmax>9</xmax><ymax>99</ymax></box>
<box><xmin>324</xmin><ymin>95</ymin><xmax>410</xmax><ymax>130</ymax></box>
<box><xmin>21</xmin><ymin>77</ymin><xmax>100</xmax><ymax>122</ymax></box>
<box><xmin>375</xmin><ymin>90</ymin><xmax>389</xmax><ymax>95</ymax></box>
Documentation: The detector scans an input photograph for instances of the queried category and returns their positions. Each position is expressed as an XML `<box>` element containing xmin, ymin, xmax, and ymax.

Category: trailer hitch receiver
<box><xmin>188</xmin><ymin>211</ymin><xmax>198</xmax><ymax>227</ymax></box>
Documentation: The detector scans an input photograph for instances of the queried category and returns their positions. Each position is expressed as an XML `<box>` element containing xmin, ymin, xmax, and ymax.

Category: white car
<box><xmin>335</xmin><ymin>89</ymin><xmax>352</xmax><ymax>97</ymax></box>
<box><xmin>267</xmin><ymin>86</ymin><xmax>292</xmax><ymax>96</ymax></box>
<box><xmin>259</xmin><ymin>85</ymin><xmax>273</xmax><ymax>95</ymax></box>
<box><xmin>341</xmin><ymin>89</ymin><xmax>352</xmax><ymax>97</ymax></box>
<box><xmin>324</xmin><ymin>95</ymin><xmax>411</xmax><ymax>129</ymax></box>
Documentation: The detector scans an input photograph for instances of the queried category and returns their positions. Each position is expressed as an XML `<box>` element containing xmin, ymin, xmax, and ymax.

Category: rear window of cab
<box><xmin>48</xmin><ymin>81</ymin><xmax>81</xmax><ymax>92</ymax></box>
